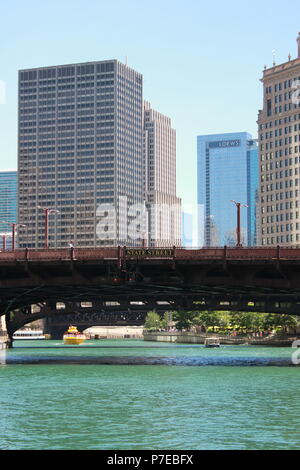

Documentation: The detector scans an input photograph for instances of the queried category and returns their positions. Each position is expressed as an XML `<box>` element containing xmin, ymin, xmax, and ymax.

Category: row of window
<box><xmin>262</xmin><ymin>234</ymin><xmax>300</xmax><ymax>245</ymax></box>
<box><xmin>261</xmin><ymin>192</ymin><xmax>299</xmax><ymax>213</ymax></box>
<box><xmin>259</xmin><ymin>114</ymin><xmax>300</xmax><ymax>130</ymax></box>
<box><xmin>265</xmin><ymin>78</ymin><xmax>300</xmax><ymax>94</ymax></box>
<box><xmin>261</xmin><ymin>144</ymin><xmax>299</xmax><ymax>155</ymax></box>
<box><xmin>20</xmin><ymin>63</ymin><xmax>115</xmax><ymax>81</ymax></box>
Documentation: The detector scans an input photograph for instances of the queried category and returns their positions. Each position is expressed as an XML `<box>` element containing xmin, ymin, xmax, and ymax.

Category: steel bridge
<box><xmin>2</xmin><ymin>246</ymin><xmax>300</xmax><ymax>341</ymax></box>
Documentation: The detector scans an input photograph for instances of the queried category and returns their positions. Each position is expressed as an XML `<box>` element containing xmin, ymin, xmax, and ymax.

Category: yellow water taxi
<box><xmin>63</xmin><ymin>325</ymin><xmax>86</xmax><ymax>345</ymax></box>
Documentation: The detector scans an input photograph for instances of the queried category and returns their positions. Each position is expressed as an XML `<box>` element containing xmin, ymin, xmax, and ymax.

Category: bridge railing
<box><xmin>2</xmin><ymin>246</ymin><xmax>300</xmax><ymax>261</ymax></box>
<box><xmin>175</xmin><ymin>246</ymin><xmax>300</xmax><ymax>260</ymax></box>
<box><xmin>73</xmin><ymin>248</ymin><xmax>119</xmax><ymax>259</ymax></box>
<box><xmin>0</xmin><ymin>247</ymin><xmax>120</xmax><ymax>262</ymax></box>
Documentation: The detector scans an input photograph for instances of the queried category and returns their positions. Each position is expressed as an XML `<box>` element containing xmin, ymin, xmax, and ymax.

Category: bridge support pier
<box><xmin>4</xmin><ymin>312</ymin><xmax>16</xmax><ymax>348</ymax></box>
<box><xmin>5</xmin><ymin>336</ymin><xmax>13</xmax><ymax>349</ymax></box>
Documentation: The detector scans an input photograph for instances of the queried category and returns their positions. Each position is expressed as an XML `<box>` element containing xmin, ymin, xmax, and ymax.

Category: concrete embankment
<box><xmin>0</xmin><ymin>317</ymin><xmax>8</xmax><ymax>349</ymax></box>
<box><xmin>143</xmin><ymin>331</ymin><xmax>243</xmax><ymax>344</ymax></box>
<box><xmin>143</xmin><ymin>331</ymin><xmax>298</xmax><ymax>346</ymax></box>
<box><xmin>0</xmin><ymin>336</ymin><xmax>9</xmax><ymax>350</ymax></box>
<box><xmin>85</xmin><ymin>326</ymin><xmax>144</xmax><ymax>339</ymax></box>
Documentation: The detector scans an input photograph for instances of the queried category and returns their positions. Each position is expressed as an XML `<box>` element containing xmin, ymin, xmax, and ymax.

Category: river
<box><xmin>0</xmin><ymin>339</ymin><xmax>299</xmax><ymax>450</ymax></box>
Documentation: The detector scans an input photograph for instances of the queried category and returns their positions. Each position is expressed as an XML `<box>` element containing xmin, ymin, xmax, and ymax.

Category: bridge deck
<box><xmin>1</xmin><ymin>246</ymin><xmax>300</xmax><ymax>262</ymax></box>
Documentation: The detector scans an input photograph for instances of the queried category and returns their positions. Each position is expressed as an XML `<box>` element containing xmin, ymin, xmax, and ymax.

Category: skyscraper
<box><xmin>197</xmin><ymin>132</ymin><xmax>258</xmax><ymax>247</ymax></box>
<box><xmin>0</xmin><ymin>170</ymin><xmax>18</xmax><ymax>249</ymax></box>
<box><xmin>143</xmin><ymin>101</ymin><xmax>181</xmax><ymax>247</ymax></box>
<box><xmin>257</xmin><ymin>33</ymin><xmax>300</xmax><ymax>246</ymax></box>
<box><xmin>18</xmin><ymin>60</ymin><xmax>144</xmax><ymax>248</ymax></box>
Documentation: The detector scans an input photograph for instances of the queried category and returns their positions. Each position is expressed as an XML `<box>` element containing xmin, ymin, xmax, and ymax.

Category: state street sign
<box><xmin>125</xmin><ymin>248</ymin><xmax>175</xmax><ymax>257</ymax></box>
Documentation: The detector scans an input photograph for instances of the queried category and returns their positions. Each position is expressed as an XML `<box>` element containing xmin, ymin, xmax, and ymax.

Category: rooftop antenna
<box><xmin>272</xmin><ymin>49</ymin><xmax>276</xmax><ymax>66</ymax></box>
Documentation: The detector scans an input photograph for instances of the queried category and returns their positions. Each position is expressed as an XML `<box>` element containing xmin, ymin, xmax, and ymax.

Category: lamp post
<box><xmin>0</xmin><ymin>221</ymin><xmax>27</xmax><ymax>251</ymax></box>
<box><xmin>230</xmin><ymin>201</ymin><xmax>248</xmax><ymax>247</ymax></box>
<box><xmin>37</xmin><ymin>206</ymin><xmax>59</xmax><ymax>249</ymax></box>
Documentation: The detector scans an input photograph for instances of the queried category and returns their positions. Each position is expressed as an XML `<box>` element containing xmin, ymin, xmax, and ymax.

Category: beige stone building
<box><xmin>257</xmin><ymin>33</ymin><xmax>300</xmax><ymax>246</ymax></box>
<box><xmin>143</xmin><ymin>101</ymin><xmax>181</xmax><ymax>247</ymax></box>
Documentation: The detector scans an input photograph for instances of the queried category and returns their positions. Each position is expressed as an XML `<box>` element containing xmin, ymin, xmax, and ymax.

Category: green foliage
<box><xmin>172</xmin><ymin>310</ymin><xmax>198</xmax><ymax>331</ymax></box>
<box><xmin>194</xmin><ymin>311</ymin><xmax>224</xmax><ymax>331</ymax></box>
<box><xmin>261</xmin><ymin>313</ymin><xmax>298</xmax><ymax>331</ymax></box>
<box><xmin>171</xmin><ymin>309</ymin><xmax>299</xmax><ymax>335</ymax></box>
<box><xmin>144</xmin><ymin>311</ymin><xmax>162</xmax><ymax>331</ymax></box>
<box><xmin>160</xmin><ymin>311</ymin><xmax>174</xmax><ymax>330</ymax></box>
<box><xmin>144</xmin><ymin>308</ymin><xmax>299</xmax><ymax>334</ymax></box>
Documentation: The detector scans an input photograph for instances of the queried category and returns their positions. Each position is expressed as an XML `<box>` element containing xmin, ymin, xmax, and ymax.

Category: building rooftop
<box><xmin>262</xmin><ymin>56</ymin><xmax>300</xmax><ymax>79</ymax></box>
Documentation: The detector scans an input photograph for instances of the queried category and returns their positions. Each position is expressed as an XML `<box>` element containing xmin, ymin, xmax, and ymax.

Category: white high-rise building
<box><xmin>143</xmin><ymin>101</ymin><xmax>181</xmax><ymax>247</ymax></box>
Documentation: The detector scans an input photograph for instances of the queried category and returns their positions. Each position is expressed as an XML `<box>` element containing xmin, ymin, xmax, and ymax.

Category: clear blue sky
<box><xmin>1</xmin><ymin>0</ymin><xmax>300</xmax><ymax>207</ymax></box>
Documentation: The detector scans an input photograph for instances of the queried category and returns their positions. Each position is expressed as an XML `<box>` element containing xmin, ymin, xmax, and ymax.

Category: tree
<box><xmin>144</xmin><ymin>311</ymin><xmax>162</xmax><ymax>331</ymax></box>
<box><xmin>173</xmin><ymin>310</ymin><xmax>197</xmax><ymax>331</ymax></box>
<box><xmin>160</xmin><ymin>311</ymin><xmax>175</xmax><ymax>330</ymax></box>
<box><xmin>194</xmin><ymin>310</ymin><xmax>223</xmax><ymax>332</ymax></box>
<box><xmin>229</xmin><ymin>311</ymin><xmax>259</xmax><ymax>334</ymax></box>
<box><xmin>262</xmin><ymin>314</ymin><xmax>298</xmax><ymax>333</ymax></box>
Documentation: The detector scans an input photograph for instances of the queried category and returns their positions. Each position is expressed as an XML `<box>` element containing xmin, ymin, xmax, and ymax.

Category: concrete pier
<box><xmin>0</xmin><ymin>315</ymin><xmax>8</xmax><ymax>349</ymax></box>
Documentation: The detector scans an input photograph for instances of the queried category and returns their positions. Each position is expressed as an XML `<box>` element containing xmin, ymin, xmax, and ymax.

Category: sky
<box><xmin>1</xmin><ymin>0</ymin><xmax>300</xmax><ymax>208</ymax></box>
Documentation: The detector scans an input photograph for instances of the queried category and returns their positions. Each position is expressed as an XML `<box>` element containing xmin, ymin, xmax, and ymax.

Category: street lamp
<box><xmin>37</xmin><ymin>206</ymin><xmax>60</xmax><ymax>249</ymax></box>
<box><xmin>0</xmin><ymin>221</ymin><xmax>27</xmax><ymax>251</ymax></box>
<box><xmin>230</xmin><ymin>201</ymin><xmax>248</xmax><ymax>247</ymax></box>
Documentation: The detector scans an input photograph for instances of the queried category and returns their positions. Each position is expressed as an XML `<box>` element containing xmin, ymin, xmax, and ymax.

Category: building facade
<box><xmin>18</xmin><ymin>60</ymin><xmax>144</xmax><ymax>248</ymax></box>
<box><xmin>197</xmin><ymin>132</ymin><xmax>258</xmax><ymax>247</ymax></box>
<box><xmin>143</xmin><ymin>101</ymin><xmax>181</xmax><ymax>247</ymax></box>
<box><xmin>257</xmin><ymin>33</ymin><xmax>300</xmax><ymax>246</ymax></box>
<box><xmin>0</xmin><ymin>170</ymin><xmax>18</xmax><ymax>250</ymax></box>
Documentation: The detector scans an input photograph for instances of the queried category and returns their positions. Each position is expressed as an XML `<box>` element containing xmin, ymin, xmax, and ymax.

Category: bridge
<box><xmin>2</xmin><ymin>245</ymin><xmax>300</xmax><ymax>342</ymax></box>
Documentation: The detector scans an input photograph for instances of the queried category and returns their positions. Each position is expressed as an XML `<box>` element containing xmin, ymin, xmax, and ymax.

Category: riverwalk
<box><xmin>143</xmin><ymin>331</ymin><xmax>299</xmax><ymax>346</ymax></box>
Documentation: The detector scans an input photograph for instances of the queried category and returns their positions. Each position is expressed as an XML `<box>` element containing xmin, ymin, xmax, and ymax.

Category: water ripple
<box><xmin>2</xmin><ymin>354</ymin><xmax>295</xmax><ymax>366</ymax></box>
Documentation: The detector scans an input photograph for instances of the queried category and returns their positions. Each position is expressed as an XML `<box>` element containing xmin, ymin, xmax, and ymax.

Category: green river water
<box><xmin>0</xmin><ymin>339</ymin><xmax>299</xmax><ymax>450</ymax></box>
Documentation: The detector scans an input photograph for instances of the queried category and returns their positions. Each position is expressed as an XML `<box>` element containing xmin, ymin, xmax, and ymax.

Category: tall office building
<box><xmin>143</xmin><ymin>101</ymin><xmax>181</xmax><ymax>246</ymax></box>
<box><xmin>257</xmin><ymin>33</ymin><xmax>300</xmax><ymax>246</ymax></box>
<box><xmin>197</xmin><ymin>132</ymin><xmax>258</xmax><ymax>247</ymax></box>
<box><xmin>0</xmin><ymin>170</ymin><xmax>18</xmax><ymax>249</ymax></box>
<box><xmin>18</xmin><ymin>60</ymin><xmax>144</xmax><ymax>248</ymax></box>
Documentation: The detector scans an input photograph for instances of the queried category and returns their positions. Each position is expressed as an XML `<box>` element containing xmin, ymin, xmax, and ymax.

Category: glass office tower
<box><xmin>197</xmin><ymin>132</ymin><xmax>258</xmax><ymax>247</ymax></box>
<box><xmin>18</xmin><ymin>60</ymin><xmax>144</xmax><ymax>248</ymax></box>
<box><xmin>0</xmin><ymin>171</ymin><xmax>18</xmax><ymax>249</ymax></box>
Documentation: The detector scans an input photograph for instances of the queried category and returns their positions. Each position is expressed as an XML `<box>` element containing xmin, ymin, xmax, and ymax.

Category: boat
<box><xmin>63</xmin><ymin>325</ymin><xmax>86</xmax><ymax>345</ymax></box>
<box><xmin>13</xmin><ymin>329</ymin><xmax>46</xmax><ymax>340</ymax></box>
<box><xmin>204</xmin><ymin>337</ymin><xmax>220</xmax><ymax>348</ymax></box>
